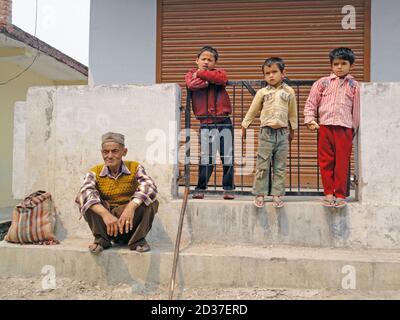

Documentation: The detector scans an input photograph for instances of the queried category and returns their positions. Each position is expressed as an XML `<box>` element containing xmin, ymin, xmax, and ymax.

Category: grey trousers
<box><xmin>253</xmin><ymin>127</ymin><xmax>289</xmax><ymax>196</ymax></box>
<box><xmin>84</xmin><ymin>200</ymin><xmax>159</xmax><ymax>249</ymax></box>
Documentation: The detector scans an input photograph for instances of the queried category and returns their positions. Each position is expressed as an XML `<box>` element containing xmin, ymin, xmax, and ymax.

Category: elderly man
<box><xmin>75</xmin><ymin>132</ymin><xmax>159</xmax><ymax>254</ymax></box>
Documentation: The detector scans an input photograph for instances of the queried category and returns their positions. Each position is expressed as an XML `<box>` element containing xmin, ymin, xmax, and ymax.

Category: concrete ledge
<box><xmin>1</xmin><ymin>239</ymin><xmax>400</xmax><ymax>291</ymax></box>
<box><xmin>177</xmin><ymin>198</ymin><xmax>400</xmax><ymax>249</ymax></box>
<box><xmin>13</xmin><ymin>84</ymin><xmax>181</xmax><ymax>239</ymax></box>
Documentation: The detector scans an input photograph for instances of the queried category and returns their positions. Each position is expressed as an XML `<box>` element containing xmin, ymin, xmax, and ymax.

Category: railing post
<box><xmin>185</xmin><ymin>88</ymin><xmax>191</xmax><ymax>188</ymax></box>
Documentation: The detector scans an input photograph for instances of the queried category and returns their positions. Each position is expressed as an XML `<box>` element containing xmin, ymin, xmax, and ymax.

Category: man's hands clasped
<box><xmin>118</xmin><ymin>202</ymin><xmax>137</xmax><ymax>234</ymax></box>
<box><xmin>102</xmin><ymin>201</ymin><xmax>138</xmax><ymax>237</ymax></box>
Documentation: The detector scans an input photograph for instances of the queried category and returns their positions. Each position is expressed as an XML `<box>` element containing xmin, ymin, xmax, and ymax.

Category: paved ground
<box><xmin>1</xmin><ymin>276</ymin><xmax>400</xmax><ymax>300</ymax></box>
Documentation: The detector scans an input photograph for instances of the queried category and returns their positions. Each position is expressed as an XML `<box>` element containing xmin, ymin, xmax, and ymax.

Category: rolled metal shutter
<box><xmin>158</xmin><ymin>0</ymin><xmax>370</xmax><ymax>190</ymax></box>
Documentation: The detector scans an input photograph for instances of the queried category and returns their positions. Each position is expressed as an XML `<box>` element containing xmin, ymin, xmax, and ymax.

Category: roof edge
<box><xmin>0</xmin><ymin>23</ymin><xmax>88</xmax><ymax>77</ymax></box>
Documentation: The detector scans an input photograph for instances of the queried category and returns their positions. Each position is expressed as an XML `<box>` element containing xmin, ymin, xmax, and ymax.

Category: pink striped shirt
<box><xmin>304</xmin><ymin>73</ymin><xmax>360</xmax><ymax>130</ymax></box>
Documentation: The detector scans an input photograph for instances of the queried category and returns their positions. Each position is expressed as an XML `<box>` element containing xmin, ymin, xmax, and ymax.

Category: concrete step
<box><xmin>166</xmin><ymin>196</ymin><xmax>400</xmax><ymax>249</ymax></box>
<box><xmin>1</xmin><ymin>238</ymin><xmax>400</xmax><ymax>292</ymax></box>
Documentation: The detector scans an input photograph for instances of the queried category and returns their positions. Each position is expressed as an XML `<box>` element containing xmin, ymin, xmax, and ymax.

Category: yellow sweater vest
<box><xmin>91</xmin><ymin>161</ymin><xmax>140</xmax><ymax>208</ymax></box>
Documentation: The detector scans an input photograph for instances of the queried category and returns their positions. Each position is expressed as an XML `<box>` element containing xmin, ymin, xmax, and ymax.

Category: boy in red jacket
<box><xmin>185</xmin><ymin>46</ymin><xmax>234</xmax><ymax>200</ymax></box>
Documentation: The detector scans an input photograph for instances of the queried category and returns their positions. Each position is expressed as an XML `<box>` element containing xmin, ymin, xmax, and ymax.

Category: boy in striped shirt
<box><xmin>304</xmin><ymin>47</ymin><xmax>360</xmax><ymax>208</ymax></box>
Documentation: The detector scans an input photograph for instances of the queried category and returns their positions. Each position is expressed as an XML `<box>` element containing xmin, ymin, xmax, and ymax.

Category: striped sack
<box><xmin>5</xmin><ymin>190</ymin><xmax>59</xmax><ymax>245</ymax></box>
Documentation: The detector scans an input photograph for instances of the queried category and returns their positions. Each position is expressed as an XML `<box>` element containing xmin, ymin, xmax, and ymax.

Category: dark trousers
<box><xmin>195</xmin><ymin>118</ymin><xmax>234</xmax><ymax>191</ymax></box>
<box><xmin>84</xmin><ymin>200</ymin><xmax>159</xmax><ymax>249</ymax></box>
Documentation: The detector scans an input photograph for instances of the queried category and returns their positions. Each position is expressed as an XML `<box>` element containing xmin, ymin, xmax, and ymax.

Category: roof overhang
<box><xmin>0</xmin><ymin>23</ymin><xmax>88</xmax><ymax>82</ymax></box>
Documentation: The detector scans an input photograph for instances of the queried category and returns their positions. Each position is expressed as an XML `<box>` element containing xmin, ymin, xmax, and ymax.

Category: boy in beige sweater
<box><xmin>242</xmin><ymin>57</ymin><xmax>297</xmax><ymax>208</ymax></box>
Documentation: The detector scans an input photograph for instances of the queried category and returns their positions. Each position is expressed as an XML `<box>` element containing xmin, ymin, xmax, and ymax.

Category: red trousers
<box><xmin>318</xmin><ymin>125</ymin><xmax>353</xmax><ymax>199</ymax></box>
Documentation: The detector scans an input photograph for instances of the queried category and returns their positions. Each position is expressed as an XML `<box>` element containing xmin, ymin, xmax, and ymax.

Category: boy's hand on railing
<box><xmin>289</xmin><ymin>129</ymin><xmax>294</xmax><ymax>142</ymax></box>
<box><xmin>241</xmin><ymin>126</ymin><xmax>247</xmax><ymax>139</ymax></box>
<box><xmin>306</xmin><ymin>121</ymin><xmax>320</xmax><ymax>131</ymax></box>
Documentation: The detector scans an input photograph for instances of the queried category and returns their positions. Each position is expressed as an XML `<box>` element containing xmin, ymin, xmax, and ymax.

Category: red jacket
<box><xmin>184</xmin><ymin>68</ymin><xmax>232</xmax><ymax>124</ymax></box>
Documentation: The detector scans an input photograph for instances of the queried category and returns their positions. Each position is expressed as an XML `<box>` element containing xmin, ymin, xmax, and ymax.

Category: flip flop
<box><xmin>272</xmin><ymin>196</ymin><xmax>284</xmax><ymax>208</ymax></box>
<box><xmin>223</xmin><ymin>192</ymin><xmax>235</xmax><ymax>200</ymax></box>
<box><xmin>322</xmin><ymin>197</ymin><xmax>335</xmax><ymax>207</ymax></box>
<box><xmin>88</xmin><ymin>243</ymin><xmax>104</xmax><ymax>255</ymax></box>
<box><xmin>192</xmin><ymin>192</ymin><xmax>204</xmax><ymax>199</ymax></box>
<box><xmin>335</xmin><ymin>198</ymin><xmax>347</xmax><ymax>208</ymax></box>
<box><xmin>130</xmin><ymin>239</ymin><xmax>151</xmax><ymax>252</ymax></box>
<box><xmin>253</xmin><ymin>195</ymin><xmax>265</xmax><ymax>208</ymax></box>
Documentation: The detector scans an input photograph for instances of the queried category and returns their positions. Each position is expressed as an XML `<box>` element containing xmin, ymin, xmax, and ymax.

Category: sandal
<box><xmin>322</xmin><ymin>196</ymin><xmax>335</xmax><ymax>207</ymax></box>
<box><xmin>253</xmin><ymin>195</ymin><xmax>265</xmax><ymax>208</ymax></box>
<box><xmin>335</xmin><ymin>198</ymin><xmax>347</xmax><ymax>208</ymax></box>
<box><xmin>223</xmin><ymin>192</ymin><xmax>235</xmax><ymax>200</ymax></box>
<box><xmin>130</xmin><ymin>239</ymin><xmax>151</xmax><ymax>252</ymax></box>
<box><xmin>88</xmin><ymin>243</ymin><xmax>104</xmax><ymax>255</ymax></box>
<box><xmin>272</xmin><ymin>196</ymin><xmax>284</xmax><ymax>208</ymax></box>
<box><xmin>192</xmin><ymin>192</ymin><xmax>204</xmax><ymax>199</ymax></box>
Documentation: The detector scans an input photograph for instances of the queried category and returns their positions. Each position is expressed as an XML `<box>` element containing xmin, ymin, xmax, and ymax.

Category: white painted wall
<box><xmin>89</xmin><ymin>0</ymin><xmax>157</xmax><ymax>85</ymax></box>
<box><xmin>12</xmin><ymin>83</ymin><xmax>400</xmax><ymax>248</ymax></box>
<box><xmin>371</xmin><ymin>0</ymin><xmax>400</xmax><ymax>81</ymax></box>
<box><xmin>13</xmin><ymin>84</ymin><xmax>181</xmax><ymax>239</ymax></box>
<box><xmin>359</xmin><ymin>83</ymin><xmax>400</xmax><ymax>205</ymax></box>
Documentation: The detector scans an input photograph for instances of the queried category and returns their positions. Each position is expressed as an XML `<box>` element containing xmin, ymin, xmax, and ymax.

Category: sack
<box><xmin>5</xmin><ymin>190</ymin><xmax>59</xmax><ymax>245</ymax></box>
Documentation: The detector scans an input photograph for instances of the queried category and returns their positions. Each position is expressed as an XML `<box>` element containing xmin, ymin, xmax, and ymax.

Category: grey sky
<box><xmin>12</xmin><ymin>0</ymin><xmax>90</xmax><ymax>66</ymax></box>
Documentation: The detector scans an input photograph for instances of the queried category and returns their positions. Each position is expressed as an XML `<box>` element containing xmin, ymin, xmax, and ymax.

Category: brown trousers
<box><xmin>84</xmin><ymin>200</ymin><xmax>159</xmax><ymax>249</ymax></box>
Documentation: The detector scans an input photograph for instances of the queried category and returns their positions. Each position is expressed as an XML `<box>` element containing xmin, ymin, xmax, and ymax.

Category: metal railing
<box><xmin>181</xmin><ymin>79</ymin><xmax>358</xmax><ymax>197</ymax></box>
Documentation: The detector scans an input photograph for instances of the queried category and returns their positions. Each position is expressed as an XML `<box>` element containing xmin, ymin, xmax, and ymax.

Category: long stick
<box><xmin>168</xmin><ymin>186</ymin><xmax>190</xmax><ymax>300</ymax></box>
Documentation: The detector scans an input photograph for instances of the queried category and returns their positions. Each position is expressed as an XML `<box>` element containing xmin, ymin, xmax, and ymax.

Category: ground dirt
<box><xmin>1</xmin><ymin>276</ymin><xmax>400</xmax><ymax>300</ymax></box>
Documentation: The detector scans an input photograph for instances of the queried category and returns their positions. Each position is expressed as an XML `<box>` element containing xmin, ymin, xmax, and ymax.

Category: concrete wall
<box><xmin>0</xmin><ymin>62</ymin><xmax>54</xmax><ymax>209</ymax></box>
<box><xmin>359</xmin><ymin>83</ymin><xmax>400</xmax><ymax>205</ymax></box>
<box><xmin>12</xmin><ymin>82</ymin><xmax>400</xmax><ymax>249</ymax></box>
<box><xmin>13</xmin><ymin>84</ymin><xmax>181</xmax><ymax>239</ymax></box>
<box><xmin>12</xmin><ymin>102</ymin><xmax>26</xmax><ymax>200</ymax></box>
<box><xmin>371</xmin><ymin>0</ymin><xmax>400</xmax><ymax>81</ymax></box>
<box><xmin>0</xmin><ymin>62</ymin><xmax>88</xmax><ymax>210</ymax></box>
<box><xmin>89</xmin><ymin>0</ymin><xmax>157</xmax><ymax>85</ymax></box>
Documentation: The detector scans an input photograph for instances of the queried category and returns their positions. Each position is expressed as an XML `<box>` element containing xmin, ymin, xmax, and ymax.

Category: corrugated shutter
<box><xmin>158</xmin><ymin>0</ymin><xmax>370</xmax><ymax>190</ymax></box>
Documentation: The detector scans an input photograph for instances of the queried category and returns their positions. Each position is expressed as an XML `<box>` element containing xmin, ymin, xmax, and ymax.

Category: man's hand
<box><xmin>118</xmin><ymin>201</ymin><xmax>138</xmax><ymax>234</ymax></box>
<box><xmin>241</xmin><ymin>126</ymin><xmax>247</xmax><ymax>139</ymax></box>
<box><xmin>306</xmin><ymin>121</ymin><xmax>320</xmax><ymax>131</ymax></box>
<box><xmin>102</xmin><ymin>213</ymin><xmax>119</xmax><ymax>237</ymax></box>
<box><xmin>90</xmin><ymin>203</ymin><xmax>119</xmax><ymax>237</ymax></box>
<box><xmin>289</xmin><ymin>129</ymin><xmax>294</xmax><ymax>142</ymax></box>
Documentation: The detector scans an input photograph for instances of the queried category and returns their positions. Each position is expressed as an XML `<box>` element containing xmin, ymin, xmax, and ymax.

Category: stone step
<box><xmin>1</xmin><ymin>238</ymin><xmax>400</xmax><ymax>292</ymax></box>
<box><xmin>153</xmin><ymin>197</ymin><xmax>400</xmax><ymax>249</ymax></box>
